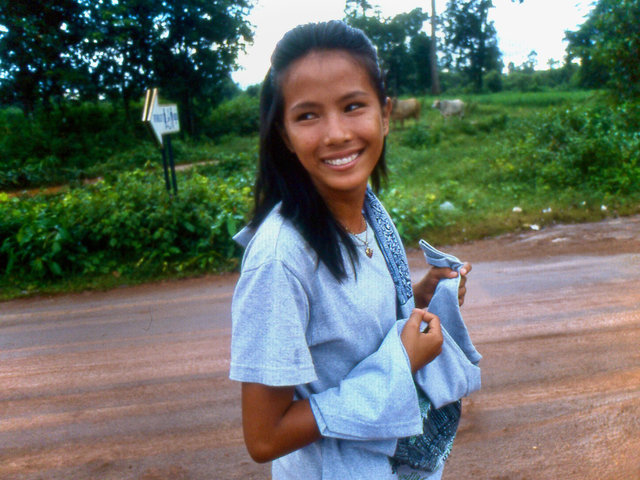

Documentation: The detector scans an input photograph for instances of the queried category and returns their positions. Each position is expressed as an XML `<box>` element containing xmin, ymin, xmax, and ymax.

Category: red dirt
<box><xmin>1</xmin><ymin>215</ymin><xmax>639</xmax><ymax>480</ymax></box>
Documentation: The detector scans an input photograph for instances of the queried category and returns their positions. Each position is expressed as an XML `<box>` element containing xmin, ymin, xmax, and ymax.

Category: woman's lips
<box><xmin>323</xmin><ymin>151</ymin><xmax>360</xmax><ymax>167</ymax></box>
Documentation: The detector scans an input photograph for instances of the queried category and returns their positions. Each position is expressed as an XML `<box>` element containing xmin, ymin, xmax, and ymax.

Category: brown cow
<box><xmin>390</xmin><ymin>97</ymin><xmax>420</xmax><ymax>129</ymax></box>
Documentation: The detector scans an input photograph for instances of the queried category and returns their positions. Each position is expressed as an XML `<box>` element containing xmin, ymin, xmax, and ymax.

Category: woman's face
<box><xmin>279</xmin><ymin>50</ymin><xmax>390</xmax><ymax>202</ymax></box>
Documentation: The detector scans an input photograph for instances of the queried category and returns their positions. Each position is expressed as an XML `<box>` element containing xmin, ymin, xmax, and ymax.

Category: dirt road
<box><xmin>1</xmin><ymin>216</ymin><xmax>639</xmax><ymax>480</ymax></box>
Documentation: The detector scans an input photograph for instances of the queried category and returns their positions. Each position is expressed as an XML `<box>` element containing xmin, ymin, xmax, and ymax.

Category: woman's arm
<box><xmin>241</xmin><ymin>309</ymin><xmax>441</xmax><ymax>462</ymax></box>
<box><xmin>241</xmin><ymin>383</ymin><xmax>321</xmax><ymax>463</ymax></box>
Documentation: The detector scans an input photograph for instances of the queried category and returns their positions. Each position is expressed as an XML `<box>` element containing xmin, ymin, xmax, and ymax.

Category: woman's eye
<box><xmin>296</xmin><ymin>112</ymin><xmax>316</xmax><ymax>122</ymax></box>
<box><xmin>345</xmin><ymin>102</ymin><xmax>365</xmax><ymax>112</ymax></box>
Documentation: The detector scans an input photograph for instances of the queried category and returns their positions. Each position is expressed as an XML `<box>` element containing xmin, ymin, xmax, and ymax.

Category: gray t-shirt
<box><xmin>230</xmin><ymin>206</ymin><xmax>427</xmax><ymax>479</ymax></box>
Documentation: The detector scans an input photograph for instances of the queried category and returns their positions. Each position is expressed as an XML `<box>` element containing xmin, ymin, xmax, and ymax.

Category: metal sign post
<box><xmin>142</xmin><ymin>88</ymin><xmax>180</xmax><ymax>195</ymax></box>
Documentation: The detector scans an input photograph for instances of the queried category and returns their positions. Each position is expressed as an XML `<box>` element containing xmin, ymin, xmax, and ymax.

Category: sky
<box><xmin>231</xmin><ymin>0</ymin><xmax>595</xmax><ymax>88</ymax></box>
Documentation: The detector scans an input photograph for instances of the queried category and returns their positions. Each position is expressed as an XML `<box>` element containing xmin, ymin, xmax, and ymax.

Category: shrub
<box><xmin>485</xmin><ymin>70</ymin><xmax>503</xmax><ymax>93</ymax></box>
<box><xmin>504</xmin><ymin>101</ymin><xmax>640</xmax><ymax>193</ymax></box>
<box><xmin>0</xmin><ymin>102</ymin><xmax>148</xmax><ymax>189</ymax></box>
<box><xmin>205</xmin><ymin>94</ymin><xmax>260</xmax><ymax>139</ymax></box>
<box><xmin>400</xmin><ymin>124</ymin><xmax>439</xmax><ymax>149</ymax></box>
<box><xmin>0</xmin><ymin>162</ymin><xmax>255</xmax><ymax>288</ymax></box>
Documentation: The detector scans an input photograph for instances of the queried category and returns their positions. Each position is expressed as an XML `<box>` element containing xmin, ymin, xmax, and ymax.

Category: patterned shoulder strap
<box><xmin>363</xmin><ymin>189</ymin><xmax>413</xmax><ymax>306</ymax></box>
<box><xmin>364</xmin><ymin>189</ymin><xmax>461</xmax><ymax>474</ymax></box>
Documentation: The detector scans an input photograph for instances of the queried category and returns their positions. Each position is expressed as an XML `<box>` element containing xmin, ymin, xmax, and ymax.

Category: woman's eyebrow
<box><xmin>289</xmin><ymin>91</ymin><xmax>370</xmax><ymax>112</ymax></box>
<box><xmin>340</xmin><ymin>90</ymin><xmax>369</xmax><ymax>102</ymax></box>
<box><xmin>289</xmin><ymin>100</ymin><xmax>320</xmax><ymax>112</ymax></box>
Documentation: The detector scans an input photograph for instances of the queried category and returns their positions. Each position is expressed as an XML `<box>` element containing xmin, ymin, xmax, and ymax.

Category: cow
<box><xmin>390</xmin><ymin>97</ymin><xmax>420</xmax><ymax>129</ymax></box>
<box><xmin>432</xmin><ymin>99</ymin><xmax>465</xmax><ymax>119</ymax></box>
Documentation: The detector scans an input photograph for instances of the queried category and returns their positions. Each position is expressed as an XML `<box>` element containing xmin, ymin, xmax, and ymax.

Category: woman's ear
<box><xmin>382</xmin><ymin>97</ymin><xmax>392</xmax><ymax>136</ymax></box>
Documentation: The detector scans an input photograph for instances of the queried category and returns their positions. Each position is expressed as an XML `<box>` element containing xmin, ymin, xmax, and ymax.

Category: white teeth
<box><xmin>324</xmin><ymin>153</ymin><xmax>358</xmax><ymax>166</ymax></box>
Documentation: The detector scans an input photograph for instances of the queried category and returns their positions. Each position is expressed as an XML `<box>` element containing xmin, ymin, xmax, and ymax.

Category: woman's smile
<box><xmin>322</xmin><ymin>151</ymin><xmax>361</xmax><ymax>168</ymax></box>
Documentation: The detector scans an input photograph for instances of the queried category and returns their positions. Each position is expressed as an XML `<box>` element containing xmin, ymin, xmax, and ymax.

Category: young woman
<box><xmin>230</xmin><ymin>20</ymin><xmax>471</xmax><ymax>480</ymax></box>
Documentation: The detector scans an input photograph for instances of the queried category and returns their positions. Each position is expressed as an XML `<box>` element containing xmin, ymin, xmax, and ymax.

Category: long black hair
<box><xmin>251</xmin><ymin>20</ymin><xmax>388</xmax><ymax>280</ymax></box>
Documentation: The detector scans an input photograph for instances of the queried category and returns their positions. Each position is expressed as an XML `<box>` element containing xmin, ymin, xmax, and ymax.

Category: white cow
<box><xmin>432</xmin><ymin>99</ymin><xmax>465</xmax><ymax>119</ymax></box>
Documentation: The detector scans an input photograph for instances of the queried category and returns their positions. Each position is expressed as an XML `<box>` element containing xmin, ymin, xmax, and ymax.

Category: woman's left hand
<box><xmin>413</xmin><ymin>262</ymin><xmax>472</xmax><ymax>308</ymax></box>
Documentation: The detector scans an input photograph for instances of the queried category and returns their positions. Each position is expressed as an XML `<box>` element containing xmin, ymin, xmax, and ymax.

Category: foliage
<box><xmin>0</xmin><ymin>0</ymin><xmax>91</xmax><ymax>114</ymax></box>
<box><xmin>344</xmin><ymin>3</ymin><xmax>431</xmax><ymax>95</ymax></box>
<box><xmin>382</xmin><ymin>90</ymin><xmax>640</xmax><ymax>246</ymax></box>
<box><xmin>205</xmin><ymin>93</ymin><xmax>260</xmax><ymax>139</ymax></box>
<box><xmin>484</xmin><ymin>70</ymin><xmax>502</xmax><ymax>92</ymax></box>
<box><xmin>150</xmin><ymin>0</ymin><xmax>253</xmax><ymax>135</ymax></box>
<box><xmin>80</xmin><ymin>0</ymin><xmax>160</xmax><ymax>113</ymax></box>
<box><xmin>502</xmin><ymin>70</ymin><xmax>559</xmax><ymax>93</ymax></box>
<box><xmin>0</xmin><ymin>0</ymin><xmax>254</xmax><ymax>129</ymax></box>
<box><xmin>566</xmin><ymin>0</ymin><xmax>640</xmax><ymax>99</ymax></box>
<box><xmin>503</xmin><ymin>101</ymin><xmax>640</xmax><ymax>193</ymax></box>
<box><xmin>4</xmin><ymin>90</ymin><xmax>640</xmax><ymax>298</ymax></box>
<box><xmin>441</xmin><ymin>0</ymin><xmax>502</xmax><ymax>92</ymax></box>
<box><xmin>0</xmin><ymin>157</ymin><xmax>256</xmax><ymax>291</ymax></box>
<box><xmin>0</xmin><ymin>102</ymin><xmax>149</xmax><ymax>189</ymax></box>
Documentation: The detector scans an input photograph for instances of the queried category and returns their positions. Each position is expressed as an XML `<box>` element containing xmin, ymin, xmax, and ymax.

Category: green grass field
<box><xmin>2</xmin><ymin>89</ymin><xmax>639</xmax><ymax>299</ymax></box>
<box><xmin>380</xmin><ymin>90</ymin><xmax>639</xmax><ymax>245</ymax></box>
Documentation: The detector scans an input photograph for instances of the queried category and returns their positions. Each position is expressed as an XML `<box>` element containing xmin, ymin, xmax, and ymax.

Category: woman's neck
<box><xmin>322</xmin><ymin>187</ymin><xmax>367</xmax><ymax>234</ymax></box>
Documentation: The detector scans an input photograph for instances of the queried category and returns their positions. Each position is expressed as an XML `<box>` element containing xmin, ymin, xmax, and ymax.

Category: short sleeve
<box><xmin>229</xmin><ymin>259</ymin><xmax>317</xmax><ymax>386</ymax></box>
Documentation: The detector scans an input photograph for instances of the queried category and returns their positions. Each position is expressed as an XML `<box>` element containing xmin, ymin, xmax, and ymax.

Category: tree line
<box><xmin>344</xmin><ymin>0</ymin><xmax>503</xmax><ymax>95</ymax></box>
<box><xmin>0</xmin><ymin>0</ymin><xmax>252</xmax><ymax>134</ymax></box>
<box><xmin>0</xmin><ymin>0</ymin><xmax>638</xmax><ymax>137</ymax></box>
<box><xmin>346</xmin><ymin>0</ymin><xmax>639</xmax><ymax>100</ymax></box>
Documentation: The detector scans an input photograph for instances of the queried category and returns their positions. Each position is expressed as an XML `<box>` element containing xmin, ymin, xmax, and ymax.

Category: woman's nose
<box><xmin>323</xmin><ymin>113</ymin><xmax>352</xmax><ymax>145</ymax></box>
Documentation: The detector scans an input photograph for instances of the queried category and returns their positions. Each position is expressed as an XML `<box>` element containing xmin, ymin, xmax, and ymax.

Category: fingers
<box><xmin>429</xmin><ymin>266</ymin><xmax>458</xmax><ymax>280</ymax></box>
<box><xmin>402</xmin><ymin>309</ymin><xmax>443</xmax><ymax>373</ymax></box>
<box><xmin>459</xmin><ymin>262</ymin><xmax>472</xmax><ymax>277</ymax></box>
<box><xmin>404</xmin><ymin>309</ymin><xmax>424</xmax><ymax>335</ymax></box>
<box><xmin>409</xmin><ymin>309</ymin><xmax>441</xmax><ymax>338</ymax></box>
<box><xmin>430</xmin><ymin>262</ymin><xmax>471</xmax><ymax>280</ymax></box>
<box><xmin>414</xmin><ymin>308</ymin><xmax>440</xmax><ymax>329</ymax></box>
<box><xmin>458</xmin><ymin>284</ymin><xmax>467</xmax><ymax>306</ymax></box>
<box><xmin>458</xmin><ymin>262</ymin><xmax>471</xmax><ymax>306</ymax></box>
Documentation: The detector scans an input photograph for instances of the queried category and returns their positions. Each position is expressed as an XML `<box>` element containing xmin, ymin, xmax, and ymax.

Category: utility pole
<box><xmin>430</xmin><ymin>0</ymin><xmax>441</xmax><ymax>95</ymax></box>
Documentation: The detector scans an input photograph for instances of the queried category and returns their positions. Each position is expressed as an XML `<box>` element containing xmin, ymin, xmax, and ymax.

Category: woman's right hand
<box><xmin>400</xmin><ymin>309</ymin><xmax>443</xmax><ymax>374</ymax></box>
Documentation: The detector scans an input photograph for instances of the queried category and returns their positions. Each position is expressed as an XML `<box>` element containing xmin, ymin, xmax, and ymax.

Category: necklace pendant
<box><xmin>365</xmin><ymin>247</ymin><xmax>373</xmax><ymax>258</ymax></box>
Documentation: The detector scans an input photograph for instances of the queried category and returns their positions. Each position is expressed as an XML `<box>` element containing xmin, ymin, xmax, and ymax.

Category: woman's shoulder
<box><xmin>241</xmin><ymin>206</ymin><xmax>315</xmax><ymax>273</ymax></box>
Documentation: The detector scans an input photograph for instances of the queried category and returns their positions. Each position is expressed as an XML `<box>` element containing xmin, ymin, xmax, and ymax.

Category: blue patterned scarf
<box><xmin>363</xmin><ymin>188</ymin><xmax>461</xmax><ymax>473</ymax></box>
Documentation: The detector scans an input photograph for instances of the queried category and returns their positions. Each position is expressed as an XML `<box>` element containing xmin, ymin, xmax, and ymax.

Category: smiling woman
<box><xmin>228</xmin><ymin>20</ymin><xmax>473</xmax><ymax>480</ymax></box>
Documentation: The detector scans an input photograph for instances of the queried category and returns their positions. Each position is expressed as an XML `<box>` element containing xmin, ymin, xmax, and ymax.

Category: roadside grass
<box><xmin>382</xmin><ymin>89</ymin><xmax>639</xmax><ymax>245</ymax></box>
<box><xmin>2</xmin><ymin>89</ymin><xmax>639</xmax><ymax>300</ymax></box>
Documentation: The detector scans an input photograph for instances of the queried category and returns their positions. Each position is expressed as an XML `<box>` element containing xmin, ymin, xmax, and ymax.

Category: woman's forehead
<box><xmin>280</xmin><ymin>50</ymin><xmax>374</xmax><ymax>99</ymax></box>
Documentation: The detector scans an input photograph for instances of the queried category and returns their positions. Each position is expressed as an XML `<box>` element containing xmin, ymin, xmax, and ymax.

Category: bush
<box><xmin>0</xmin><ymin>102</ymin><xmax>149</xmax><ymax>189</ymax></box>
<box><xmin>400</xmin><ymin>124</ymin><xmax>439</xmax><ymax>149</ymax></box>
<box><xmin>205</xmin><ymin>94</ymin><xmax>260</xmax><ymax>139</ymax></box>
<box><xmin>0</xmin><ymin>162</ymin><xmax>255</xmax><ymax>288</ymax></box>
<box><xmin>503</xmin><ymin>101</ymin><xmax>640</xmax><ymax>193</ymax></box>
<box><xmin>485</xmin><ymin>70</ymin><xmax>503</xmax><ymax>93</ymax></box>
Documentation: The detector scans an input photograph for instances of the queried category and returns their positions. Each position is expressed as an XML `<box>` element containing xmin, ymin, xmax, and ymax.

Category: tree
<box><xmin>441</xmin><ymin>0</ymin><xmax>502</xmax><ymax>92</ymax></box>
<box><xmin>0</xmin><ymin>0</ymin><xmax>253</xmax><ymax>132</ymax></box>
<box><xmin>566</xmin><ymin>0</ymin><xmax>640</xmax><ymax>99</ymax></box>
<box><xmin>82</xmin><ymin>0</ymin><xmax>252</xmax><ymax>133</ymax></box>
<box><xmin>409</xmin><ymin>31</ymin><xmax>433</xmax><ymax>93</ymax></box>
<box><xmin>81</xmin><ymin>0</ymin><xmax>159</xmax><ymax>119</ymax></box>
<box><xmin>344</xmin><ymin>3</ymin><xmax>430</xmax><ymax>94</ymax></box>
<box><xmin>150</xmin><ymin>0</ymin><xmax>253</xmax><ymax>135</ymax></box>
<box><xmin>0</xmin><ymin>0</ymin><xmax>90</xmax><ymax>114</ymax></box>
<box><xmin>429</xmin><ymin>0</ymin><xmax>441</xmax><ymax>94</ymax></box>
<box><xmin>521</xmin><ymin>50</ymin><xmax>537</xmax><ymax>73</ymax></box>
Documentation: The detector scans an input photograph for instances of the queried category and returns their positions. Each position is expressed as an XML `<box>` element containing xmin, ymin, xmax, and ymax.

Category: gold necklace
<box><xmin>344</xmin><ymin>215</ymin><xmax>373</xmax><ymax>258</ymax></box>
